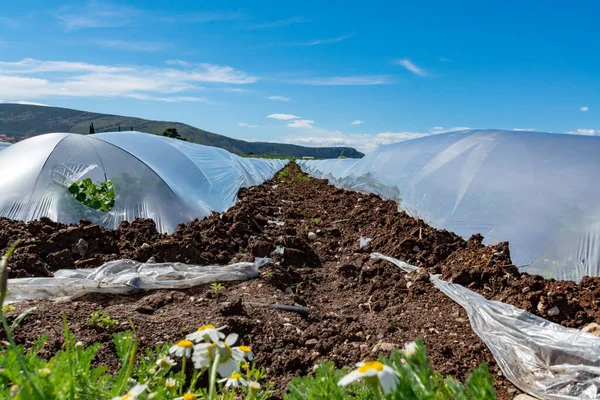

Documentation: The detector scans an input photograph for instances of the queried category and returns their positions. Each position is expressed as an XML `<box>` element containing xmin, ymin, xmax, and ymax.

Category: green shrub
<box><xmin>68</xmin><ymin>178</ymin><xmax>115</xmax><ymax>212</ymax></box>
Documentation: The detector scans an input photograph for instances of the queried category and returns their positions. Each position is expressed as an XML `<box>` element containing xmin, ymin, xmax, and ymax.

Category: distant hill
<box><xmin>0</xmin><ymin>104</ymin><xmax>364</xmax><ymax>158</ymax></box>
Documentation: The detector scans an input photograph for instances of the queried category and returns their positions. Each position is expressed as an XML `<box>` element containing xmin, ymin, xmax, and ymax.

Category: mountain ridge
<box><xmin>0</xmin><ymin>104</ymin><xmax>364</xmax><ymax>158</ymax></box>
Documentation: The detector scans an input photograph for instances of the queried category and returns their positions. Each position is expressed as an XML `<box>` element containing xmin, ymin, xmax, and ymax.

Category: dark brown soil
<box><xmin>3</xmin><ymin>162</ymin><xmax>600</xmax><ymax>399</ymax></box>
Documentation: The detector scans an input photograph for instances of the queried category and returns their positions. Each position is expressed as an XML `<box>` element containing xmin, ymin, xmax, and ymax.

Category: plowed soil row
<box><xmin>3</xmin><ymin>163</ymin><xmax>600</xmax><ymax>399</ymax></box>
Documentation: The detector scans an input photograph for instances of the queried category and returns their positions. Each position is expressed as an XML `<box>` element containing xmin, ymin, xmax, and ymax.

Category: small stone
<box><xmin>305</xmin><ymin>339</ymin><xmax>319</xmax><ymax>349</ymax></box>
<box><xmin>408</xmin><ymin>267</ymin><xmax>429</xmax><ymax>282</ymax></box>
<box><xmin>357</xmin><ymin>198</ymin><xmax>363</xmax><ymax>203</ymax></box>
<box><xmin>406</xmin><ymin>281</ymin><xmax>414</xmax><ymax>289</ymax></box>
<box><xmin>140</xmin><ymin>243</ymin><xmax>151</xmax><ymax>250</ymax></box>
<box><xmin>547</xmin><ymin>306</ymin><xmax>560</xmax><ymax>316</ymax></box>
<box><xmin>284</xmin><ymin>287</ymin><xmax>294</xmax><ymax>295</ymax></box>
<box><xmin>307</xmin><ymin>232</ymin><xmax>317</xmax><ymax>241</ymax></box>
<box><xmin>507</xmin><ymin>388</ymin><xmax>517</xmax><ymax>395</ymax></box>
<box><xmin>522</xmin><ymin>286</ymin><xmax>530</xmax><ymax>294</ymax></box>
<box><xmin>71</xmin><ymin>238</ymin><xmax>88</xmax><ymax>256</ymax></box>
<box><xmin>412</xmin><ymin>245</ymin><xmax>421</xmax><ymax>252</ymax></box>
<box><xmin>581</xmin><ymin>322</ymin><xmax>600</xmax><ymax>336</ymax></box>
<box><xmin>537</xmin><ymin>301</ymin><xmax>545</xmax><ymax>313</ymax></box>
<box><xmin>371</xmin><ymin>342</ymin><xmax>397</xmax><ymax>353</ymax></box>
<box><xmin>189</xmin><ymin>297</ymin><xmax>195</xmax><ymax>303</ymax></box>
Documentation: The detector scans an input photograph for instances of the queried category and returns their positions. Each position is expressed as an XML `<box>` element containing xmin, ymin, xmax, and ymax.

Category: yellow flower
<box><xmin>403</xmin><ymin>341</ymin><xmax>418</xmax><ymax>357</ymax></box>
<box><xmin>175</xmin><ymin>393</ymin><xmax>197</xmax><ymax>400</ymax></box>
<box><xmin>156</xmin><ymin>356</ymin><xmax>176</xmax><ymax>368</ymax></box>
<box><xmin>218</xmin><ymin>371</ymin><xmax>247</xmax><ymax>388</ymax></box>
<box><xmin>165</xmin><ymin>378</ymin><xmax>176</xmax><ymax>390</ymax></box>
<box><xmin>232</xmin><ymin>344</ymin><xmax>254</xmax><ymax>363</ymax></box>
<box><xmin>169</xmin><ymin>340</ymin><xmax>194</xmax><ymax>358</ymax></box>
<box><xmin>248</xmin><ymin>381</ymin><xmax>261</xmax><ymax>391</ymax></box>
<box><xmin>186</xmin><ymin>324</ymin><xmax>226</xmax><ymax>343</ymax></box>
<box><xmin>192</xmin><ymin>333</ymin><xmax>240</xmax><ymax>377</ymax></box>
<box><xmin>111</xmin><ymin>383</ymin><xmax>147</xmax><ymax>400</ymax></box>
<box><xmin>38</xmin><ymin>367</ymin><xmax>51</xmax><ymax>377</ymax></box>
<box><xmin>338</xmin><ymin>361</ymin><xmax>399</xmax><ymax>395</ymax></box>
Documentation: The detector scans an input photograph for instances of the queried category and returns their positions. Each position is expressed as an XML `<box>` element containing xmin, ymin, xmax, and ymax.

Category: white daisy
<box><xmin>218</xmin><ymin>371</ymin><xmax>248</xmax><ymax>388</ymax></box>
<box><xmin>156</xmin><ymin>356</ymin><xmax>176</xmax><ymax>368</ymax></box>
<box><xmin>165</xmin><ymin>378</ymin><xmax>177</xmax><ymax>390</ymax></box>
<box><xmin>232</xmin><ymin>345</ymin><xmax>254</xmax><ymax>362</ymax></box>
<box><xmin>169</xmin><ymin>340</ymin><xmax>194</xmax><ymax>358</ymax></box>
<box><xmin>174</xmin><ymin>393</ymin><xmax>198</xmax><ymax>400</ymax></box>
<box><xmin>192</xmin><ymin>333</ymin><xmax>240</xmax><ymax>377</ymax></box>
<box><xmin>247</xmin><ymin>381</ymin><xmax>261</xmax><ymax>391</ymax></box>
<box><xmin>338</xmin><ymin>360</ymin><xmax>399</xmax><ymax>395</ymax></box>
<box><xmin>403</xmin><ymin>341</ymin><xmax>418</xmax><ymax>357</ymax></box>
<box><xmin>186</xmin><ymin>324</ymin><xmax>226</xmax><ymax>343</ymax></box>
<box><xmin>111</xmin><ymin>383</ymin><xmax>147</xmax><ymax>400</ymax></box>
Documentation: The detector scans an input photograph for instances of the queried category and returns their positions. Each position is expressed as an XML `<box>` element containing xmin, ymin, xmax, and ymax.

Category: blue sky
<box><xmin>0</xmin><ymin>0</ymin><xmax>598</xmax><ymax>152</ymax></box>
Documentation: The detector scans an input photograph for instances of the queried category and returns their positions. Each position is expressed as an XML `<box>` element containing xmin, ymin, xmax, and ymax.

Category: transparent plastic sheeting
<box><xmin>299</xmin><ymin>130</ymin><xmax>600</xmax><ymax>281</ymax></box>
<box><xmin>5</xmin><ymin>258</ymin><xmax>271</xmax><ymax>303</ymax></box>
<box><xmin>0</xmin><ymin>132</ymin><xmax>285</xmax><ymax>233</ymax></box>
<box><xmin>0</xmin><ymin>143</ymin><xmax>10</xmax><ymax>151</ymax></box>
<box><xmin>372</xmin><ymin>253</ymin><xmax>600</xmax><ymax>400</ymax></box>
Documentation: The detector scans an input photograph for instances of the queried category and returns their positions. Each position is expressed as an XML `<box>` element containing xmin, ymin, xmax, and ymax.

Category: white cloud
<box><xmin>0</xmin><ymin>58</ymin><xmax>257</xmax><ymax>102</ymax></box>
<box><xmin>284</xmin><ymin>130</ymin><xmax>430</xmax><ymax>152</ymax></box>
<box><xmin>350</xmin><ymin>120</ymin><xmax>364</xmax><ymax>125</ymax></box>
<box><xmin>512</xmin><ymin>128</ymin><xmax>536</xmax><ymax>131</ymax></box>
<box><xmin>238</xmin><ymin>122</ymin><xmax>259</xmax><ymax>128</ymax></box>
<box><xmin>0</xmin><ymin>58</ymin><xmax>131</xmax><ymax>74</ymax></box>
<box><xmin>269</xmin><ymin>34</ymin><xmax>354</xmax><ymax>47</ymax></box>
<box><xmin>566</xmin><ymin>128</ymin><xmax>599</xmax><ymax>136</ymax></box>
<box><xmin>0</xmin><ymin>100</ymin><xmax>50</xmax><ymax>106</ymax></box>
<box><xmin>287</xmin><ymin>75</ymin><xmax>392</xmax><ymax>86</ymax></box>
<box><xmin>0</xmin><ymin>16</ymin><xmax>19</xmax><ymax>28</ymax></box>
<box><xmin>161</xmin><ymin>11</ymin><xmax>242</xmax><ymax>24</ymax></box>
<box><xmin>581</xmin><ymin>106</ymin><xmax>589</xmax><ymax>112</ymax></box>
<box><xmin>268</xmin><ymin>96</ymin><xmax>290</xmax><ymax>102</ymax></box>
<box><xmin>127</xmin><ymin>94</ymin><xmax>213</xmax><ymax>103</ymax></box>
<box><xmin>430</xmin><ymin>126</ymin><xmax>470</xmax><ymax>134</ymax></box>
<box><xmin>94</xmin><ymin>40</ymin><xmax>168</xmax><ymax>52</ymax></box>
<box><xmin>267</xmin><ymin>113</ymin><xmax>300</xmax><ymax>120</ymax></box>
<box><xmin>394</xmin><ymin>58</ymin><xmax>428</xmax><ymax>77</ymax></box>
<box><xmin>55</xmin><ymin>1</ymin><xmax>138</xmax><ymax>32</ymax></box>
<box><xmin>245</xmin><ymin>17</ymin><xmax>309</xmax><ymax>29</ymax></box>
<box><xmin>165</xmin><ymin>59</ymin><xmax>191</xmax><ymax>66</ymax></box>
<box><xmin>287</xmin><ymin>119</ymin><xmax>314</xmax><ymax>128</ymax></box>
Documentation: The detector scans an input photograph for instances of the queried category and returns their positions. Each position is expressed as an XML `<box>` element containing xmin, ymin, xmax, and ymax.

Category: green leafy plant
<box><xmin>86</xmin><ymin>311</ymin><xmax>118</xmax><ymax>331</ymax></box>
<box><xmin>68</xmin><ymin>178</ymin><xmax>115</xmax><ymax>212</ymax></box>
<box><xmin>210</xmin><ymin>282</ymin><xmax>225</xmax><ymax>296</ymax></box>
<box><xmin>285</xmin><ymin>339</ymin><xmax>495</xmax><ymax>400</ymax></box>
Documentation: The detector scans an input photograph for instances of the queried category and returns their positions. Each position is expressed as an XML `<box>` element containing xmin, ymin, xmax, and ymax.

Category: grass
<box><xmin>86</xmin><ymin>311</ymin><xmax>118</xmax><ymax>331</ymax></box>
<box><xmin>277</xmin><ymin>166</ymin><xmax>311</xmax><ymax>184</ymax></box>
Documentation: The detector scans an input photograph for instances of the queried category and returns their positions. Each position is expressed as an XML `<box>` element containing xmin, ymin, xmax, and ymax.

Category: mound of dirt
<box><xmin>4</xmin><ymin>163</ymin><xmax>600</xmax><ymax>399</ymax></box>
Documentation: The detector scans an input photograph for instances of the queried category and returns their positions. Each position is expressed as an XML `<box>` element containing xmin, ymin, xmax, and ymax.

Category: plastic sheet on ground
<box><xmin>0</xmin><ymin>143</ymin><xmax>10</xmax><ymax>151</ymax></box>
<box><xmin>372</xmin><ymin>252</ymin><xmax>600</xmax><ymax>400</ymax></box>
<box><xmin>6</xmin><ymin>257</ymin><xmax>271</xmax><ymax>303</ymax></box>
<box><xmin>0</xmin><ymin>132</ymin><xmax>286</xmax><ymax>233</ymax></box>
<box><xmin>299</xmin><ymin>129</ymin><xmax>600</xmax><ymax>281</ymax></box>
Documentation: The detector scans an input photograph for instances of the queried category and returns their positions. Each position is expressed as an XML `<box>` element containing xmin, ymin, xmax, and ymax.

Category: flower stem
<box><xmin>208</xmin><ymin>351</ymin><xmax>221</xmax><ymax>400</ymax></box>
<box><xmin>366</xmin><ymin>377</ymin><xmax>383</xmax><ymax>400</ymax></box>
<box><xmin>180</xmin><ymin>354</ymin><xmax>187</xmax><ymax>396</ymax></box>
